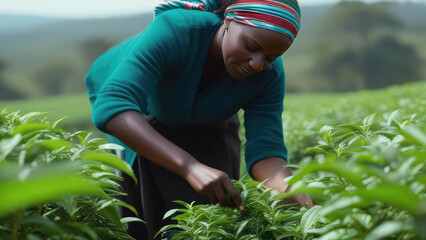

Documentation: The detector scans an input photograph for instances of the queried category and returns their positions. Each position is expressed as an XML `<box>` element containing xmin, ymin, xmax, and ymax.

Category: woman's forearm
<box><xmin>105</xmin><ymin>111</ymin><xmax>198</xmax><ymax>178</ymax></box>
<box><xmin>252</xmin><ymin>157</ymin><xmax>315</xmax><ymax>206</ymax></box>
<box><xmin>105</xmin><ymin>111</ymin><xmax>244</xmax><ymax>209</ymax></box>
<box><xmin>251</xmin><ymin>157</ymin><xmax>292</xmax><ymax>192</ymax></box>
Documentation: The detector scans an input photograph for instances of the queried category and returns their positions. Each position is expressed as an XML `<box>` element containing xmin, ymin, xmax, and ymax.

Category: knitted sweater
<box><xmin>85</xmin><ymin>8</ymin><xmax>288</xmax><ymax>175</ymax></box>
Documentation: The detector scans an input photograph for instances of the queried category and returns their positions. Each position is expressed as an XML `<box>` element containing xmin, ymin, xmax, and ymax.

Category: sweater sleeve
<box><xmin>89</xmin><ymin>13</ymin><xmax>182</xmax><ymax>133</ymax></box>
<box><xmin>243</xmin><ymin>58</ymin><xmax>288</xmax><ymax>177</ymax></box>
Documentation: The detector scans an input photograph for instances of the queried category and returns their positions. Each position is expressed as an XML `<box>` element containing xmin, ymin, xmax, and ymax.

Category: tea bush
<box><xmin>0</xmin><ymin>110</ymin><xmax>141</xmax><ymax>240</ymax></box>
<box><xmin>278</xmin><ymin>110</ymin><xmax>426</xmax><ymax>239</ymax></box>
<box><xmin>161</xmin><ymin>82</ymin><xmax>426</xmax><ymax>239</ymax></box>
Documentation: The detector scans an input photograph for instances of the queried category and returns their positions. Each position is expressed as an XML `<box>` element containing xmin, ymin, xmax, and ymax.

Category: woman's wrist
<box><xmin>251</xmin><ymin>157</ymin><xmax>292</xmax><ymax>192</ymax></box>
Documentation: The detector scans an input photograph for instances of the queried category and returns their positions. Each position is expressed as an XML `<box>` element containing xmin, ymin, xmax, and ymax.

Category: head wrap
<box><xmin>155</xmin><ymin>0</ymin><xmax>301</xmax><ymax>41</ymax></box>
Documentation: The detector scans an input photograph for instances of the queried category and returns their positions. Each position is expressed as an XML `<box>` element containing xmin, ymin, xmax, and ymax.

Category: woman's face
<box><xmin>221</xmin><ymin>20</ymin><xmax>292</xmax><ymax>80</ymax></box>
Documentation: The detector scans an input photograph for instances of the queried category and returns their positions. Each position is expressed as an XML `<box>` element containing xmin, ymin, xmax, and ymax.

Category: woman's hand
<box><xmin>276</xmin><ymin>191</ymin><xmax>316</xmax><ymax>206</ymax></box>
<box><xmin>184</xmin><ymin>162</ymin><xmax>244</xmax><ymax>211</ymax></box>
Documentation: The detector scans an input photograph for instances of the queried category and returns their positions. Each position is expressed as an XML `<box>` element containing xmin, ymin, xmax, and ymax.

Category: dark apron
<box><xmin>120</xmin><ymin>114</ymin><xmax>241</xmax><ymax>240</ymax></box>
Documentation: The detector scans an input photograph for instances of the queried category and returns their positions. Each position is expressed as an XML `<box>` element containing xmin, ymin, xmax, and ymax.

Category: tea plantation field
<box><xmin>0</xmin><ymin>81</ymin><xmax>425</xmax><ymax>239</ymax></box>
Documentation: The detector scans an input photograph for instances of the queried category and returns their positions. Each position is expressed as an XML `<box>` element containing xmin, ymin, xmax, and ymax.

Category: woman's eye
<box><xmin>246</xmin><ymin>44</ymin><xmax>254</xmax><ymax>52</ymax></box>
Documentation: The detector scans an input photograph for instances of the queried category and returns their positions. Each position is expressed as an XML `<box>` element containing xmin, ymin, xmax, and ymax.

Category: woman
<box><xmin>85</xmin><ymin>0</ymin><xmax>314</xmax><ymax>239</ymax></box>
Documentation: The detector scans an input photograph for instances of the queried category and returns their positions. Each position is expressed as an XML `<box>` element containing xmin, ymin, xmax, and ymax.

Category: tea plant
<box><xmin>278</xmin><ymin>110</ymin><xmax>426</xmax><ymax>239</ymax></box>
<box><xmin>157</xmin><ymin>176</ymin><xmax>309</xmax><ymax>240</ymax></box>
<box><xmin>282</xmin><ymin>82</ymin><xmax>426</xmax><ymax>163</ymax></box>
<box><xmin>0</xmin><ymin>110</ymin><xmax>142</xmax><ymax>240</ymax></box>
<box><xmin>161</xmin><ymin>109</ymin><xmax>425</xmax><ymax>239</ymax></box>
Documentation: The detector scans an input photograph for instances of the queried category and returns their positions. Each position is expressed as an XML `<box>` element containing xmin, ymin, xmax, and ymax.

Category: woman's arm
<box><xmin>251</xmin><ymin>157</ymin><xmax>315</xmax><ymax>206</ymax></box>
<box><xmin>106</xmin><ymin>110</ymin><xmax>244</xmax><ymax>210</ymax></box>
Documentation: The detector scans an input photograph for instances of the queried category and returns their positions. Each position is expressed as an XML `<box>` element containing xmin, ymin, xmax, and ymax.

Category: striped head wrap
<box><xmin>155</xmin><ymin>0</ymin><xmax>301</xmax><ymax>41</ymax></box>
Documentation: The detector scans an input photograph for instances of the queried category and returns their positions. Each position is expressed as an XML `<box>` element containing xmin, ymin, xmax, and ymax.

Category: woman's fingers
<box><xmin>184</xmin><ymin>162</ymin><xmax>243</xmax><ymax>210</ymax></box>
<box><xmin>223</xmin><ymin>180</ymin><xmax>244</xmax><ymax>211</ymax></box>
<box><xmin>213</xmin><ymin>186</ymin><xmax>230</xmax><ymax>207</ymax></box>
<box><xmin>207</xmin><ymin>191</ymin><xmax>219</xmax><ymax>205</ymax></box>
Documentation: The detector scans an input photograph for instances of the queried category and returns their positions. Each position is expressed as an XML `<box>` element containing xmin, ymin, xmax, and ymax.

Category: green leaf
<box><xmin>300</xmin><ymin>205</ymin><xmax>322</xmax><ymax>236</ymax></box>
<box><xmin>400</xmin><ymin>126</ymin><xmax>426</xmax><ymax>146</ymax></box>
<box><xmin>18</xmin><ymin>112</ymin><xmax>47</xmax><ymax>124</ymax></box>
<box><xmin>61</xmin><ymin>222</ymin><xmax>98</xmax><ymax>240</ymax></box>
<box><xmin>80</xmin><ymin>152</ymin><xmax>136</xmax><ymax>183</ymax></box>
<box><xmin>0</xmin><ymin>175</ymin><xmax>104</xmax><ymax>217</ymax></box>
<box><xmin>91</xmin><ymin>172</ymin><xmax>123</xmax><ymax>181</ymax></box>
<box><xmin>287</xmin><ymin>161</ymin><xmax>364</xmax><ymax>187</ymax></box>
<box><xmin>52</xmin><ymin>116</ymin><xmax>68</xmax><ymax>128</ymax></box>
<box><xmin>307</xmin><ymin>220</ymin><xmax>343</xmax><ymax>235</ymax></box>
<box><xmin>343</xmin><ymin>184</ymin><xmax>423</xmax><ymax>214</ymax></box>
<box><xmin>111</xmin><ymin>199</ymin><xmax>139</xmax><ymax>216</ymax></box>
<box><xmin>236</xmin><ymin>219</ymin><xmax>251</xmax><ymax>237</ymax></box>
<box><xmin>305</xmin><ymin>147</ymin><xmax>327</xmax><ymax>155</ymax></box>
<box><xmin>0</xmin><ymin>134</ymin><xmax>22</xmax><ymax>162</ymax></box>
<box><xmin>13</xmin><ymin>123</ymin><xmax>62</xmax><ymax>135</ymax></box>
<box><xmin>120</xmin><ymin>217</ymin><xmax>146</xmax><ymax>225</ymax></box>
<box><xmin>34</xmin><ymin>139</ymin><xmax>74</xmax><ymax>151</ymax></box>
<box><xmin>365</xmin><ymin>221</ymin><xmax>412</xmax><ymax>240</ymax></box>
<box><xmin>386</xmin><ymin>109</ymin><xmax>400</xmax><ymax>127</ymax></box>
<box><xmin>99</xmin><ymin>143</ymin><xmax>125</xmax><ymax>151</ymax></box>
<box><xmin>338</xmin><ymin>124</ymin><xmax>364</xmax><ymax>133</ymax></box>
<box><xmin>20</xmin><ymin>214</ymin><xmax>58</xmax><ymax>228</ymax></box>
<box><xmin>316</xmin><ymin>228</ymin><xmax>358</xmax><ymax>240</ymax></box>
<box><xmin>209</xmin><ymin>228</ymin><xmax>234</xmax><ymax>238</ymax></box>
<box><xmin>320</xmin><ymin>196</ymin><xmax>369</xmax><ymax>217</ymax></box>
<box><xmin>164</xmin><ymin>209</ymin><xmax>180</xmax><ymax>220</ymax></box>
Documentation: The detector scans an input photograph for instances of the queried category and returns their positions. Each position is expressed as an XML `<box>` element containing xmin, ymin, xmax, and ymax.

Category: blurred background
<box><xmin>0</xmin><ymin>0</ymin><xmax>425</xmax><ymax>134</ymax></box>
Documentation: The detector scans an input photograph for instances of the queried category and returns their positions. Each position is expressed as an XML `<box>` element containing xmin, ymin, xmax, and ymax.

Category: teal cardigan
<box><xmin>85</xmin><ymin>9</ymin><xmax>288</xmax><ymax>175</ymax></box>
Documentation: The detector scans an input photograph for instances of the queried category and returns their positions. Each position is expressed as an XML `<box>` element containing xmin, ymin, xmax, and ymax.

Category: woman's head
<box><xmin>156</xmin><ymin>0</ymin><xmax>301</xmax><ymax>78</ymax></box>
<box><xmin>220</xmin><ymin>0</ymin><xmax>301</xmax><ymax>42</ymax></box>
<box><xmin>156</xmin><ymin>0</ymin><xmax>301</xmax><ymax>42</ymax></box>
<box><xmin>220</xmin><ymin>19</ymin><xmax>292</xmax><ymax>79</ymax></box>
<box><xmin>217</xmin><ymin>0</ymin><xmax>301</xmax><ymax>79</ymax></box>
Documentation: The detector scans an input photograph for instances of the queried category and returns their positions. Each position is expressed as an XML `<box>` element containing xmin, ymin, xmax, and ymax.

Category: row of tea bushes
<box><xmin>282</xmin><ymin>82</ymin><xmax>426</xmax><ymax>163</ymax></box>
<box><xmin>278</xmin><ymin>110</ymin><xmax>425</xmax><ymax>239</ymax></box>
<box><xmin>0</xmin><ymin>110</ymin><xmax>141</xmax><ymax>240</ymax></box>
<box><xmin>160</xmin><ymin>109</ymin><xmax>425</xmax><ymax>239</ymax></box>
<box><xmin>160</xmin><ymin>81</ymin><xmax>425</xmax><ymax>240</ymax></box>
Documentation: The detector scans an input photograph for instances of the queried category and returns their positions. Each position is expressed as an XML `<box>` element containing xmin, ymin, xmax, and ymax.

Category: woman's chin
<box><xmin>225</xmin><ymin>64</ymin><xmax>245</xmax><ymax>80</ymax></box>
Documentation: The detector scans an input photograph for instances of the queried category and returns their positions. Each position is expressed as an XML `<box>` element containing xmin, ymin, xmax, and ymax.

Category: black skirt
<box><xmin>120</xmin><ymin>114</ymin><xmax>241</xmax><ymax>240</ymax></box>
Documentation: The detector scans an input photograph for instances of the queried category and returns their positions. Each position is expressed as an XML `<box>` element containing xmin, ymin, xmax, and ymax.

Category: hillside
<box><xmin>0</xmin><ymin>2</ymin><xmax>425</xmax><ymax>98</ymax></box>
<box><xmin>0</xmin><ymin>14</ymin><xmax>61</xmax><ymax>34</ymax></box>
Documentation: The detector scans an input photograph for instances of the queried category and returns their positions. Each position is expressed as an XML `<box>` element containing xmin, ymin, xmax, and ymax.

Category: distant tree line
<box><xmin>0</xmin><ymin>60</ymin><xmax>23</xmax><ymax>100</ymax></box>
<box><xmin>314</xmin><ymin>1</ymin><xmax>422</xmax><ymax>92</ymax></box>
<box><xmin>32</xmin><ymin>38</ymin><xmax>114</xmax><ymax>96</ymax></box>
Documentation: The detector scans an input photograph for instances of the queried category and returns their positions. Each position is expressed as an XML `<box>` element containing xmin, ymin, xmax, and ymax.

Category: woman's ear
<box><xmin>224</xmin><ymin>19</ymin><xmax>231</xmax><ymax>29</ymax></box>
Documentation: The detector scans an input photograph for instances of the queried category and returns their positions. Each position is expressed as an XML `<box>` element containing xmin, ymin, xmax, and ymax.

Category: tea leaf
<box><xmin>365</xmin><ymin>221</ymin><xmax>412</xmax><ymax>240</ymax></box>
<box><xmin>120</xmin><ymin>217</ymin><xmax>146</xmax><ymax>225</ymax></box>
<box><xmin>0</xmin><ymin>134</ymin><xmax>22</xmax><ymax>162</ymax></box>
<box><xmin>300</xmin><ymin>205</ymin><xmax>322</xmax><ymax>236</ymax></box>
<box><xmin>81</xmin><ymin>152</ymin><xmax>136</xmax><ymax>183</ymax></box>
<box><xmin>0</xmin><ymin>175</ymin><xmax>103</xmax><ymax>217</ymax></box>
<box><xmin>13</xmin><ymin>123</ymin><xmax>61</xmax><ymax>135</ymax></box>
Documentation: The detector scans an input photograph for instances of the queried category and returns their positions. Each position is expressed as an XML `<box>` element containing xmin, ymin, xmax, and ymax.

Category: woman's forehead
<box><xmin>231</xmin><ymin>21</ymin><xmax>292</xmax><ymax>54</ymax></box>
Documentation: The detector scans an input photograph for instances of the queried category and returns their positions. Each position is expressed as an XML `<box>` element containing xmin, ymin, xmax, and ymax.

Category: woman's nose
<box><xmin>248</xmin><ymin>54</ymin><xmax>264</xmax><ymax>72</ymax></box>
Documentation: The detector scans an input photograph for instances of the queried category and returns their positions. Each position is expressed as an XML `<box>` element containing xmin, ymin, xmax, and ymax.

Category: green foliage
<box><xmin>0</xmin><ymin>110</ymin><xmax>140</xmax><ymax>240</ymax></box>
<box><xmin>277</xmin><ymin>108</ymin><xmax>425</xmax><ymax>239</ymax></box>
<box><xmin>0</xmin><ymin>93</ymin><xmax>96</xmax><ymax>134</ymax></box>
<box><xmin>163</xmin><ymin>82</ymin><xmax>425</xmax><ymax>239</ymax></box>
<box><xmin>283</xmin><ymin>82</ymin><xmax>425</xmax><ymax>163</ymax></box>
<box><xmin>158</xmin><ymin>177</ymin><xmax>306</xmax><ymax>240</ymax></box>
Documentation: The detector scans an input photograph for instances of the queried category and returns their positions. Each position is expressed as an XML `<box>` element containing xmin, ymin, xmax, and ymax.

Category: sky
<box><xmin>0</xmin><ymin>0</ymin><xmax>425</xmax><ymax>18</ymax></box>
